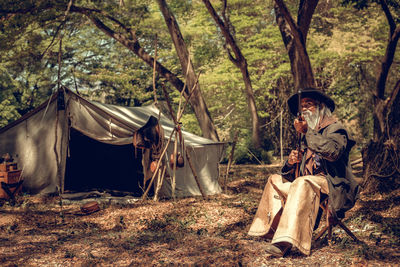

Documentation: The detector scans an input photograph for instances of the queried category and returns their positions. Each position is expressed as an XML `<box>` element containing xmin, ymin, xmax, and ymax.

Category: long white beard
<box><xmin>303</xmin><ymin>108</ymin><xmax>320</xmax><ymax>130</ymax></box>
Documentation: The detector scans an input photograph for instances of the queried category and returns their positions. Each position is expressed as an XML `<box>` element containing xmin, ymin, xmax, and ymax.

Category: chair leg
<box><xmin>327</xmin><ymin>211</ymin><xmax>333</xmax><ymax>246</ymax></box>
<box><xmin>314</xmin><ymin>225</ymin><xmax>328</xmax><ymax>242</ymax></box>
<box><xmin>314</xmin><ymin>199</ymin><xmax>330</xmax><ymax>242</ymax></box>
<box><xmin>337</xmin><ymin>220</ymin><xmax>360</xmax><ymax>243</ymax></box>
<box><xmin>314</xmin><ymin>205</ymin><xmax>333</xmax><ymax>243</ymax></box>
<box><xmin>314</xmin><ymin>199</ymin><xmax>361</xmax><ymax>245</ymax></box>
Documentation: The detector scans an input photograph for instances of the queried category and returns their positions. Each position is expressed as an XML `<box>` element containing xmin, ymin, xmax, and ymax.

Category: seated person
<box><xmin>248</xmin><ymin>87</ymin><xmax>359</xmax><ymax>257</ymax></box>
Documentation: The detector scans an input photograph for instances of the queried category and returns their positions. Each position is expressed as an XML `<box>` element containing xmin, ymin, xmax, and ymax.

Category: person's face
<box><xmin>300</xmin><ymin>97</ymin><xmax>319</xmax><ymax>114</ymax></box>
<box><xmin>300</xmin><ymin>97</ymin><xmax>320</xmax><ymax>130</ymax></box>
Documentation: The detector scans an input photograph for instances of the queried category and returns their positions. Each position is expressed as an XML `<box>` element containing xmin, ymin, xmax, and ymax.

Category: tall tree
<box><xmin>346</xmin><ymin>0</ymin><xmax>400</xmax><ymax>192</ymax></box>
<box><xmin>202</xmin><ymin>0</ymin><xmax>262</xmax><ymax>148</ymax></box>
<box><xmin>157</xmin><ymin>0</ymin><xmax>219</xmax><ymax>141</ymax></box>
<box><xmin>273</xmin><ymin>0</ymin><xmax>318</xmax><ymax>90</ymax></box>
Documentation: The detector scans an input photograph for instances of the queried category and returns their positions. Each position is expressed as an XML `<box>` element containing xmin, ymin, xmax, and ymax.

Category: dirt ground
<box><xmin>0</xmin><ymin>164</ymin><xmax>399</xmax><ymax>266</ymax></box>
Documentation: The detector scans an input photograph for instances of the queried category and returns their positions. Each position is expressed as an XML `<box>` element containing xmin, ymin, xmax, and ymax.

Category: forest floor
<box><xmin>0</xmin><ymin>163</ymin><xmax>399</xmax><ymax>266</ymax></box>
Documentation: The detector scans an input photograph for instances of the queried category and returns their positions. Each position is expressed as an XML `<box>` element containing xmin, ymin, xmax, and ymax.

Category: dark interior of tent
<box><xmin>65</xmin><ymin>128</ymin><xmax>152</xmax><ymax>197</ymax></box>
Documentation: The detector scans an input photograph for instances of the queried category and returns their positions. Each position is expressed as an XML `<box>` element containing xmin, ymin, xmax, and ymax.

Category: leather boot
<box><xmin>265</xmin><ymin>242</ymin><xmax>292</xmax><ymax>257</ymax></box>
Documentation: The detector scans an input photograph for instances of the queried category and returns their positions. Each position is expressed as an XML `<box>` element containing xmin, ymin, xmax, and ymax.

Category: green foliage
<box><xmin>0</xmin><ymin>0</ymin><xmax>398</xmax><ymax>163</ymax></box>
<box><xmin>0</xmin><ymin>97</ymin><xmax>20</xmax><ymax>128</ymax></box>
<box><xmin>230</xmin><ymin>133</ymin><xmax>274</xmax><ymax>165</ymax></box>
<box><xmin>307</xmin><ymin>2</ymin><xmax>398</xmax><ymax>144</ymax></box>
<box><xmin>0</xmin><ymin>69</ymin><xmax>19</xmax><ymax>127</ymax></box>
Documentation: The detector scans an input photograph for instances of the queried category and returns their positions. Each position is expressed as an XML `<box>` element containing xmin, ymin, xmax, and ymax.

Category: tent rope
<box><xmin>55</xmin><ymin>0</ymin><xmax>73</xmax><ymax>223</ymax></box>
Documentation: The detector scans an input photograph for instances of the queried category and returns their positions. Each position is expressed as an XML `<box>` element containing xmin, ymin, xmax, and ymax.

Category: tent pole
<box><xmin>153</xmin><ymin>164</ymin><xmax>167</xmax><ymax>201</ymax></box>
<box><xmin>171</xmin><ymin>131</ymin><xmax>178</xmax><ymax>200</ymax></box>
<box><xmin>224</xmin><ymin>131</ymin><xmax>238</xmax><ymax>193</ymax></box>
<box><xmin>148</xmin><ymin>57</ymin><xmax>200</xmax><ymax>201</ymax></box>
<box><xmin>142</xmin><ymin>128</ymin><xmax>176</xmax><ymax>200</ymax></box>
<box><xmin>280</xmin><ymin>109</ymin><xmax>283</xmax><ymax>164</ymax></box>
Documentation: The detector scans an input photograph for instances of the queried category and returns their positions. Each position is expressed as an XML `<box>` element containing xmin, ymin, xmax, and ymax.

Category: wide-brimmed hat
<box><xmin>287</xmin><ymin>87</ymin><xmax>335</xmax><ymax>116</ymax></box>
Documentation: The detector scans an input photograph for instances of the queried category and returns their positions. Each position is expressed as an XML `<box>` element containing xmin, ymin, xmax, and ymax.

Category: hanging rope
<box><xmin>152</xmin><ymin>34</ymin><xmax>159</xmax><ymax>106</ymax></box>
<box><xmin>54</xmin><ymin>0</ymin><xmax>73</xmax><ymax>223</ymax></box>
<box><xmin>57</xmin><ymin>39</ymin><xmax>62</xmax><ymax>91</ymax></box>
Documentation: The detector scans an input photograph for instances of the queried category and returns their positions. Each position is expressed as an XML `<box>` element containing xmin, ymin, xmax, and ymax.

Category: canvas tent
<box><xmin>0</xmin><ymin>88</ymin><xmax>225</xmax><ymax>198</ymax></box>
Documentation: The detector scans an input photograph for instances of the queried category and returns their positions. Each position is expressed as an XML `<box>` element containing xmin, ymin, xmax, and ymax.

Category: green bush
<box><xmin>232</xmin><ymin>137</ymin><xmax>274</xmax><ymax>164</ymax></box>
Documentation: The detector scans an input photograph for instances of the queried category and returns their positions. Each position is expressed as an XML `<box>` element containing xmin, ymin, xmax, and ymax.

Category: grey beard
<box><xmin>303</xmin><ymin>108</ymin><xmax>320</xmax><ymax>130</ymax></box>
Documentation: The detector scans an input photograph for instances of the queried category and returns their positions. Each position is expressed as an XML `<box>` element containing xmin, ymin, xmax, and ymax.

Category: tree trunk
<box><xmin>362</xmin><ymin>82</ymin><xmax>400</xmax><ymax>193</ymax></box>
<box><xmin>362</xmin><ymin>2</ymin><xmax>400</xmax><ymax>193</ymax></box>
<box><xmin>157</xmin><ymin>0</ymin><xmax>219</xmax><ymax>141</ymax></box>
<box><xmin>240</xmin><ymin>66</ymin><xmax>262</xmax><ymax>148</ymax></box>
<box><xmin>274</xmin><ymin>0</ymin><xmax>318</xmax><ymax>90</ymax></box>
<box><xmin>202</xmin><ymin>0</ymin><xmax>261</xmax><ymax>148</ymax></box>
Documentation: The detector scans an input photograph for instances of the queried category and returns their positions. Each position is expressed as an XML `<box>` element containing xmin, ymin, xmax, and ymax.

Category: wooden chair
<box><xmin>314</xmin><ymin>198</ymin><xmax>360</xmax><ymax>244</ymax></box>
<box><xmin>1</xmin><ymin>180</ymin><xmax>23</xmax><ymax>205</ymax></box>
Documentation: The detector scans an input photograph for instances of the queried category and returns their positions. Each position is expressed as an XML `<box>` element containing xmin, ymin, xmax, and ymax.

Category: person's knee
<box><xmin>292</xmin><ymin>176</ymin><xmax>309</xmax><ymax>187</ymax></box>
<box><xmin>268</xmin><ymin>174</ymin><xmax>282</xmax><ymax>184</ymax></box>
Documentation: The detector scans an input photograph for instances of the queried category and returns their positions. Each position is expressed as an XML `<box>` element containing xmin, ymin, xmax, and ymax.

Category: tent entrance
<box><xmin>64</xmin><ymin>128</ymin><xmax>147</xmax><ymax>196</ymax></box>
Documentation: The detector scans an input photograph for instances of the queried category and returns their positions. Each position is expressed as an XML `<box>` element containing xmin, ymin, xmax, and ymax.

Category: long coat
<box><xmin>281</xmin><ymin>117</ymin><xmax>359</xmax><ymax>219</ymax></box>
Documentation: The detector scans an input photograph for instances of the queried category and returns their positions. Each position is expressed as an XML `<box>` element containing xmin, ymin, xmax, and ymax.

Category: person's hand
<box><xmin>294</xmin><ymin>117</ymin><xmax>307</xmax><ymax>134</ymax></box>
<box><xmin>288</xmin><ymin>149</ymin><xmax>302</xmax><ymax>165</ymax></box>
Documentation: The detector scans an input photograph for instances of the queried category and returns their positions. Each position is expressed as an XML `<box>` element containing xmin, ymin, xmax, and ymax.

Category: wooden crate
<box><xmin>0</xmin><ymin>162</ymin><xmax>18</xmax><ymax>172</ymax></box>
<box><xmin>0</xmin><ymin>170</ymin><xmax>22</xmax><ymax>199</ymax></box>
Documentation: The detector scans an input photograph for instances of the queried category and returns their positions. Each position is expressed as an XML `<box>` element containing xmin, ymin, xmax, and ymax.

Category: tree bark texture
<box><xmin>373</xmin><ymin>23</ymin><xmax>400</xmax><ymax>140</ymax></box>
<box><xmin>363</xmin><ymin>97</ymin><xmax>400</xmax><ymax>193</ymax></box>
<box><xmin>273</xmin><ymin>0</ymin><xmax>318</xmax><ymax>91</ymax></box>
<box><xmin>157</xmin><ymin>0</ymin><xmax>219</xmax><ymax>141</ymax></box>
<box><xmin>364</xmin><ymin>80</ymin><xmax>400</xmax><ymax>193</ymax></box>
<box><xmin>203</xmin><ymin>0</ymin><xmax>262</xmax><ymax>148</ymax></box>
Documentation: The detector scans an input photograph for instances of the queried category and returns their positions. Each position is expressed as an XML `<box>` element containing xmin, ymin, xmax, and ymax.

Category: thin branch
<box><xmin>225</xmin><ymin>46</ymin><xmax>239</xmax><ymax>66</ymax></box>
<box><xmin>71</xmin><ymin>68</ymin><xmax>80</xmax><ymax>95</ymax></box>
<box><xmin>380</xmin><ymin>0</ymin><xmax>396</xmax><ymax>35</ymax></box>
<box><xmin>368</xmin><ymin>169</ymin><xmax>397</xmax><ymax>179</ymax></box>
<box><xmin>1</xmin><ymin>2</ymin><xmax>187</xmax><ymax>96</ymax></box>
<box><xmin>41</xmin><ymin>21</ymin><xmax>65</xmax><ymax>58</ymax></box>
<box><xmin>222</xmin><ymin>0</ymin><xmax>227</xmax><ymax>20</ymax></box>
<box><xmin>161</xmin><ymin>84</ymin><xmax>178</xmax><ymax>125</ymax></box>
<box><xmin>177</xmin><ymin>71</ymin><xmax>201</xmax><ymax>122</ymax></box>
<box><xmin>41</xmin><ymin>0</ymin><xmax>73</xmax><ymax>60</ymax></box>
<box><xmin>152</xmin><ymin>35</ymin><xmax>158</xmax><ymax>104</ymax></box>
<box><xmin>202</xmin><ymin>0</ymin><xmax>242</xmax><ymax>64</ymax></box>
<box><xmin>247</xmin><ymin>148</ymin><xmax>262</xmax><ymax>164</ymax></box>
<box><xmin>274</xmin><ymin>0</ymin><xmax>304</xmax><ymax>46</ymax></box>
<box><xmin>388</xmin><ymin>79</ymin><xmax>400</xmax><ymax>108</ymax></box>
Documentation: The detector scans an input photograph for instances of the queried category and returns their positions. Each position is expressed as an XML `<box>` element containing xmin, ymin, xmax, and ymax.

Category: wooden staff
<box><xmin>295</xmin><ymin>89</ymin><xmax>302</xmax><ymax>178</ymax></box>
